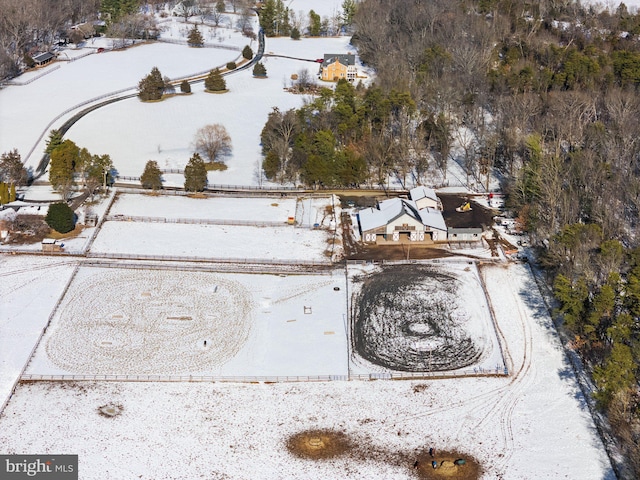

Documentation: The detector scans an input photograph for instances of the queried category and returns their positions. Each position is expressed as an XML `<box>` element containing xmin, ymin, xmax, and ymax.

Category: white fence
<box><xmin>20</xmin><ymin>369</ymin><xmax>507</xmax><ymax>384</ymax></box>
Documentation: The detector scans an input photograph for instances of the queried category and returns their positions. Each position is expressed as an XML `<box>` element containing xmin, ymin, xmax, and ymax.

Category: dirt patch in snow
<box><xmin>352</xmin><ymin>264</ymin><xmax>482</xmax><ymax>372</ymax></box>
<box><xmin>286</xmin><ymin>429</ymin><xmax>353</xmax><ymax>459</ymax></box>
<box><xmin>413</xmin><ymin>449</ymin><xmax>482</xmax><ymax>480</ymax></box>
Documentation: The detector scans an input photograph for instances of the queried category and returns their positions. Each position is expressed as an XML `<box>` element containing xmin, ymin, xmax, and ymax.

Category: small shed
<box><xmin>42</xmin><ymin>238</ymin><xmax>63</xmax><ymax>252</ymax></box>
<box><xmin>33</xmin><ymin>52</ymin><xmax>54</xmax><ymax>66</ymax></box>
<box><xmin>447</xmin><ymin>228</ymin><xmax>483</xmax><ymax>242</ymax></box>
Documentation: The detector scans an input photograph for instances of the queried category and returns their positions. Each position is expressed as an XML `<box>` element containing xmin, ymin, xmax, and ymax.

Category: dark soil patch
<box><xmin>439</xmin><ymin>194</ymin><xmax>496</xmax><ymax>230</ymax></box>
<box><xmin>352</xmin><ymin>264</ymin><xmax>481</xmax><ymax>372</ymax></box>
<box><xmin>286</xmin><ymin>429</ymin><xmax>353</xmax><ymax>459</ymax></box>
<box><xmin>413</xmin><ymin>449</ymin><xmax>482</xmax><ymax>480</ymax></box>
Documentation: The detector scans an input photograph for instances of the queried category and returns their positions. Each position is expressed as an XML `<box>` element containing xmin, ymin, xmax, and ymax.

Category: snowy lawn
<box><xmin>109</xmin><ymin>193</ymin><xmax>340</xmax><ymax>228</ymax></box>
<box><xmin>0</xmin><ymin>263</ymin><xmax>614</xmax><ymax>479</ymax></box>
<box><xmin>88</xmin><ymin>221</ymin><xmax>334</xmax><ymax>262</ymax></box>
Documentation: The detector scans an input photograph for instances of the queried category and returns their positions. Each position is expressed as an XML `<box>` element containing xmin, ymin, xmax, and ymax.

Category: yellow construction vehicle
<box><xmin>456</xmin><ymin>202</ymin><xmax>472</xmax><ymax>212</ymax></box>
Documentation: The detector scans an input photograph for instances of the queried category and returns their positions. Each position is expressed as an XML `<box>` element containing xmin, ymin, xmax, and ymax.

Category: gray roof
<box><xmin>33</xmin><ymin>52</ymin><xmax>54</xmax><ymax>63</ymax></box>
<box><xmin>410</xmin><ymin>186</ymin><xmax>438</xmax><ymax>203</ymax></box>
<box><xmin>358</xmin><ymin>197</ymin><xmax>446</xmax><ymax>232</ymax></box>
<box><xmin>323</xmin><ymin>53</ymin><xmax>355</xmax><ymax>67</ymax></box>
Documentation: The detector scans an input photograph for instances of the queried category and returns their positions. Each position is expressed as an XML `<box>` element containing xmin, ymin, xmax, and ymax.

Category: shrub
<box><xmin>242</xmin><ymin>45</ymin><xmax>253</xmax><ymax>60</ymax></box>
<box><xmin>253</xmin><ymin>62</ymin><xmax>267</xmax><ymax>77</ymax></box>
<box><xmin>226</xmin><ymin>61</ymin><xmax>237</xmax><ymax>70</ymax></box>
<box><xmin>204</xmin><ymin>68</ymin><xmax>226</xmax><ymax>91</ymax></box>
<box><xmin>180</xmin><ymin>80</ymin><xmax>191</xmax><ymax>94</ymax></box>
<box><xmin>45</xmin><ymin>202</ymin><xmax>76</xmax><ymax>233</ymax></box>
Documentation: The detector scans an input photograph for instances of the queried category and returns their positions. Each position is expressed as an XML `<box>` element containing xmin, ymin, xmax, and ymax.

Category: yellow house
<box><xmin>319</xmin><ymin>54</ymin><xmax>356</xmax><ymax>82</ymax></box>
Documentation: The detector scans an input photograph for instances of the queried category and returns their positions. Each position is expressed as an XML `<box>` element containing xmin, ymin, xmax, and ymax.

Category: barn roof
<box><xmin>33</xmin><ymin>52</ymin><xmax>54</xmax><ymax>63</ymax></box>
<box><xmin>410</xmin><ymin>186</ymin><xmax>439</xmax><ymax>203</ymax></box>
<box><xmin>358</xmin><ymin>198</ymin><xmax>446</xmax><ymax>232</ymax></box>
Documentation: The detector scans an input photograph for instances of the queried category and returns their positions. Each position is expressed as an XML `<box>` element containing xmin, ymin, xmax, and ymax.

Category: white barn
<box><xmin>358</xmin><ymin>198</ymin><xmax>447</xmax><ymax>244</ymax></box>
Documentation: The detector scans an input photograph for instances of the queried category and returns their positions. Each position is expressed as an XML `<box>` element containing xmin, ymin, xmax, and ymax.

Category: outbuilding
<box><xmin>33</xmin><ymin>52</ymin><xmax>54</xmax><ymax>67</ymax></box>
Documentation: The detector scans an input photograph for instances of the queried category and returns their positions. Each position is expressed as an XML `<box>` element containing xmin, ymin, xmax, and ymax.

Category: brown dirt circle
<box><xmin>413</xmin><ymin>449</ymin><xmax>482</xmax><ymax>480</ymax></box>
<box><xmin>286</xmin><ymin>430</ymin><xmax>352</xmax><ymax>459</ymax></box>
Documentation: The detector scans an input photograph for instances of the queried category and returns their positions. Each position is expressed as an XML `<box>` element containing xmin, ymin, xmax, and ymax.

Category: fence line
<box><xmin>156</xmin><ymin>37</ymin><xmax>240</xmax><ymax>51</ymax></box>
<box><xmin>105</xmin><ymin>214</ymin><xmax>288</xmax><ymax>227</ymax></box>
<box><xmin>20</xmin><ymin>368</ymin><xmax>507</xmax><ymax>384</ymax></box>
<box><xmin>85</xmin><ymin>251</ymin><xmax>333</xmax><ymax>266</ymax></box>
<box><xmin>5</xmin><ymin>65</ymin><xmax>61</xmax><ymax>85</ymax></box>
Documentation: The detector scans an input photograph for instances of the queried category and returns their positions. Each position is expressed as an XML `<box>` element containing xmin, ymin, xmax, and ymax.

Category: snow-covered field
<box><xmin>26</xmin><ymin>266</ymin><xmax>348</xmax><ymax>377</ymax></box>
<box><xmin>0</xmin><ymin>261</ymin><xmax>615</xmax><ymax>479</ymax></box>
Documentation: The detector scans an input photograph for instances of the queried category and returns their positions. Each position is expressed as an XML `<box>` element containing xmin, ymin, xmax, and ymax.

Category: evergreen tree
<box><xmin>187</xmin><ymin>25</ymin><xmax>204</xmax><ymax>46</ymax></box>
<box><xmin>45</xmin><ymin>202</ymin><xmax>76</xmax><ymax>234</ymax></box>
<box><xmin>308</xmin><ymin>10</ymin><xmax>321</xmax><ymax>36</ymax></box>
<box><xmin>593</xmin><ymin>343</ymin><xmax>636</xmax><ymax>408</ymax></box>
<box><xmin>242</xmin><ymin>45</ymin><xmax>253</xmax><ymax>60</ymax></box>
<box><xmin>553</xmin><ymin>274</ymin><xmax>589</xmax><ymax>332</ymax></box>
<box><xmin>180</xmin><ymin>80</ymin><xmax>191</xmax><ymax>93</ymax></box>
<box><xmin>138</xmin><ymin>67</ymin><xmax>165</xmax><ymax>101</ymax></box>
<box><xmin>204</xmin><ymin>68</ymin><xmax>227</xmax><ymax>92</ymax></box>
<box><xmin>141</xmin><ymin>160</ymin><xmax>163</xmax><ymax>190</ymax></box>
<box><xmin>49</xmin><ymin>140</ymin><xmax>79</xmax><ymax>198</ymax></box>
<box><xmin>216</xmin><ymin>0</ymin><xmax>225</xmax><ymax>13</ymax></box>
<box><xmin>0</xmin><ymin>149</ymin><xmax>28</xmax><ymax>186</ymax></box>
<box><xmin>184</xmin><ymin>153</ymin><xmax>207</xmax><ymax>192</ymax></box>
<box><xmin>0</xmin><ymin>183</ymin><xmax>8</xmax><ymax>204</ymax></box>
<box><xmin>226</xmin><ymin>61</ymin><xmax>237</xmax><ymax>70</ymax></box>
<box><xmin>45</xmin><ymin>129</ymin><xmax>63</xmax><ymax>155</ymax></box>
<box><xmin>290</xmin><ymin>27</ymin><xmax>300</xmax><ymax>40</ymax></box>
<box><xmin>253</xmin><ymin>62</ymin><xmax>267</xmax><ymax>77</ymax></box>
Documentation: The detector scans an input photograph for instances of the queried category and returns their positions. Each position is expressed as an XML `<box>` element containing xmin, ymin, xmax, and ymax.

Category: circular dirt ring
<box><xmin>353</xmin><ymin>265</ymin><xmax>482</xmax><ymax>372</ymax></box>
<box><xmin>413</xmin><ymin>449</ymin><xmax>481</xmax><ymax>480</ymax></box>
<box><xmin>286</xmin><ymin>429</ymin><xmax>352</xmax><ymax>460</ymax></box>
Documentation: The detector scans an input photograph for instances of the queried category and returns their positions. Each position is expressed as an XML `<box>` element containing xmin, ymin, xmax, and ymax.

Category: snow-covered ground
<box><xmin>0</xmin><ymin>261</ymin><xmax>615</xmax><ymax>479</ymax></box>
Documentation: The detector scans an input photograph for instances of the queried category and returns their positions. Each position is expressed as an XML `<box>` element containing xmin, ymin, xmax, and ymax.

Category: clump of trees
<box><xmin>140</xmin><ymin>160</ymin><xmax>163</xmax><ymax>190</ymax></box>
<box><xmin>45</xmin><ymin>202</ymin><xmax>76</xmax><ymax>234</ymax></box>
<box><xmin>204</xmin><ymin>68</ymin><xmax>226</xmax><ymax>92</ymax></box>
<box><xmin>193</xmin><ymin>124</ymin><xmax>232</xmax><ymax>168</ymax></box>
<box><xmin>48</xmin><ymin>138</ymin><xmax>113</xmax><ymax>201</ymax></box>
<box><xmin>184</xmin><ymin>153</ymin><xmax>207</xmax><ymax>192</ymax></box>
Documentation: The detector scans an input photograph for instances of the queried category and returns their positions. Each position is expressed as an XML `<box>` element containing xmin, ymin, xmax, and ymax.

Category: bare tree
<box><xmin>193</xmin><ymin>124</ymin><xmax>232</xmax><ymax>163</ymax></box>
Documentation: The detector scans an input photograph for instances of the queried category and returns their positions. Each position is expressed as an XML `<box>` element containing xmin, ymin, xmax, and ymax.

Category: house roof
<box><xmin>322</xmin><ymin>53</ymin><xmax>355</xmax><ymax>67</ymax></box>
<box><xmin>359</xmin><ymin>198</ymin><xmax>447</xmax><ymax>232</ymax></box>
<box><xmin>410</xmin><ymin>186</ymin><xmax>438</xmax><ymax>203</ymax></box>
<box><xmin>33</xmin><ymin>52</ymin><xmax>54</xmax><ymax>63</ymax></box>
